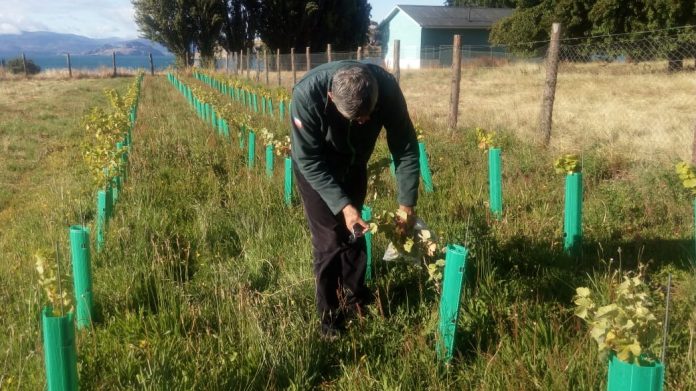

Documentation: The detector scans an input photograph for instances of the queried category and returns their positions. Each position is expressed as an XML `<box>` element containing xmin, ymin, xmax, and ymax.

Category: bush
<box><xmin>6</xmin><ymin>57</ymin><xmax>41</xmax><ymax>75</ymax></box>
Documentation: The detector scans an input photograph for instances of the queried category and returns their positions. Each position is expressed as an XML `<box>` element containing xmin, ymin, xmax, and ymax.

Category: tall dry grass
<box><xmin>399</xmin><ymin>62</ymin><xmax>696</xmax><ymax>163</ymax></box>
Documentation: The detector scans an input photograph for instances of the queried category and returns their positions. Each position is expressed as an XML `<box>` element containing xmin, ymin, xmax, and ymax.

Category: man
<box><xmin>291</xmin><ymin>60</ymin><xmax>420</xmax><ymax>336</ymax></box>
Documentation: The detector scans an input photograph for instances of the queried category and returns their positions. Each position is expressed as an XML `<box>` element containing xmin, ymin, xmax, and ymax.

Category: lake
<box><xmin>2</xmin><ymin>54</ymin><xmax>176</xmax><ymax>71</ymax></box>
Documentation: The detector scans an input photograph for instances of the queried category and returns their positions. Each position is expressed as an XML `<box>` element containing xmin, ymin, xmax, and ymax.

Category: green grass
<box><xmin>1</xmin><ymin>73</ymin><xmax>695</xmax><ymax>389</ymax></box>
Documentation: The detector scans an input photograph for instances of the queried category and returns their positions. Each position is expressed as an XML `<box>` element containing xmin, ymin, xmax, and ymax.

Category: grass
<box><xmin>0</xmin><ymin>67</ymin><xmax>695</xmax><ymax>389</ymax></box>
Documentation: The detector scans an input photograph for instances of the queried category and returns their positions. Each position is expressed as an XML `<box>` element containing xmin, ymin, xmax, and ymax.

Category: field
<box><xmin>0</xmin><ymin>65</ymin><xmax>695</xmax><ymax>389</ymax></box>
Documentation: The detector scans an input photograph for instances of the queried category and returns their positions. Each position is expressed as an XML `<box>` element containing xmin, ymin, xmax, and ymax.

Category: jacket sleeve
<box><xmin>290</xmin><ymin>90</ymin><xmax>352</xmax><ymax>215</ymax></box>
<box><xmin>383</xmin><ymin>78</ymin><xmax>420</xmax><ymax>207</ymax></box>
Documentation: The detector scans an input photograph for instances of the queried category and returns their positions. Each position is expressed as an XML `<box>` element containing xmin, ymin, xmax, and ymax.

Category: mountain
<box><xmin>86</xmin><ymin>41</ymin><xmax>165</xmax><ymax>56</ymax></box>
<box><xmin>0</xmin><ymin>31</ymin><xmax>172</xmax><ymax>57</ymax></box>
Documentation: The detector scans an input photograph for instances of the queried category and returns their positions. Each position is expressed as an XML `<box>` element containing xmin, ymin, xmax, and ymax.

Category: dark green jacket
<box><xmin>290</xmin><ymin>60</ymin><xmax>420</xmax><ymax>215</ymax></box>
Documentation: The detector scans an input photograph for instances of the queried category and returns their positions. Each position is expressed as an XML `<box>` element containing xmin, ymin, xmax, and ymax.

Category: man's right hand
<box><xmin>342</xmin><ymin>204</ymin><xmax>368</xmax><ymax>235</ymax></box>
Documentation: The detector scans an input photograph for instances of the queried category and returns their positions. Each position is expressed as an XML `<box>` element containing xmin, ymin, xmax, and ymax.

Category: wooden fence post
<box><xmin>22</xmin><ymin>52</ymin><xmax>27</xmax><ymax>77</ymax></box>
<box><xmin>246</xmin><ymin>48</ymin><xmax>250</xmax><ymax>79</ymax></box>
<box><xmin>540</xmin><ymin>22</ymin><xmax>562</xmax><ymax>147</ymax></box>
<box><xmin>393</xmin><ymin>40</ymin><xmax>401</xmax><ymax>83</ymax></box>
<box><xmin>112</xmin><ymin>51</ymin><xmax>116</xmax><ymax>77</ymax></box>
<box><xmin>239</xmin><ymin>50</ymin><xmax>243</xmax><ymax>75</ymax></box>
<box><xmin>256</xmin><ymin>50</ymin><xmax>261</xmax><ymax>82</ymax></box>
<box><xmin>276</xmin><ymin>48</ymin><xmax>281</xmax><ymax>86</ymax></box>
<box><xmin>448</xmin><ymin>35</ymin><xmax>462</xmax><ymax>131</ymax></box>
<box><xmin>264</xmin><ymin>48</ymin><xmax>269</xmax><ymax>84</ymax></box>
<box><xmin>357</xmin><ymin>46</ymin><xmax>362</xmax><ymax>61</ymax></box>
<box><xmin>149</xmin><ymin>52</ymin><xmax>154</xmax><ymax>75</ymax></box>
<box><xmin>306</xmin><ymin>46</ymin><xmax>311</xmax><ymax>72</ymax></box>
<box><xmin>225</xmin><ymin>51</ymin><xmax>230</xmax><ymax>73</ymax></box>
<box><xmin>327</xmin><ymin>44</ymin><xmax>332</xmax><ymax>63</ymax></box>
<box><xmin>66</xmin><ymin>53</ymin><xmax>72</xmax><ymax>78</ymax></box>
<box><xmin>291</xmin><ymin>47</ymin><xmax>296</xmax><ymax>85</ymax></box>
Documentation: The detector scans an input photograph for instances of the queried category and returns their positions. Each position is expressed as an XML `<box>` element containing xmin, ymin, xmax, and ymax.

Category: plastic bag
<box><xmin>382</xmin><ymin>217</ymin><xmax>434</xmax><ymax>263</ymax></box>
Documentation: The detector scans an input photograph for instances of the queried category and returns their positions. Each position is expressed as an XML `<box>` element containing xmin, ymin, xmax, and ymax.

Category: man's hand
<box><xmin>397</xmin><ymin>205</ymin><xmax>416</xmax><ymax>232</ymax></box>
<box><xmin>342</xmin><ymin>204</ymin><xmax>368</xmax><ymax>235</ymax></box>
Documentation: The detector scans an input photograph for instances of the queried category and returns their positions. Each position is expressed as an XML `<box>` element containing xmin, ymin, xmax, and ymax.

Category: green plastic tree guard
<box><xmin>419</xmin><ymin>142</ymin><xmax>434</xmax><ymax>193</ymax></box>
<box><xmin>96</xmin><ymin>190</ymin><xmax>107</xmax><ymax>251</ymax></box>
<box><xmin>262</xmin><ymin>97</ymin><xmax>267</xmax><ymax>114</ymax></box>
<box><xmin>284</xmin><ymin>157</ymin><xmax>293</xmax><ymax>206</ymax></box>
<box><xmin>563</xmin><ymin>172</ymin><xmax>583</xmax><ymax>255</ymax></box>
<box><xmin>222</xmin><ymin>120</ymin><xmax>230</xmax><ymax>139</ymax></box>
<box><xmin>488</xmin><ymin>148</ymin><xmax>503</xmax><ymax>219</ymax></box>
<box><xmin>266</xmin><ymin>145</ymin><xmax>274</xmax><ymax>177</ymax></box>
<box><xmin>248</xmin><ymin>130</ymin><xmax>256</xmax><ymax>168</ymax></box>
<box><xmin>607</xmin><ymin>355</ymin><xmax>664</xmax><ymax>391</ymax></box>
<box><xmin>268</xmin><ymin>98</ymin><xmax>274</xmax><ymax>116</ymax></box>
<box><xmin>438</xmin><ymin>244</ymin><xmax>469</xmax><ymax>362</ymax></box>
<box><xmin>111</xmin><ymin>175</ymin><xmax>120</xmax><ymax>205</ymax></box>
<box><xmin>69</xmin><ymin>225</ymin><xmax>93</xmax><ymax>329</ymax></box>
<box><xmin>279</xmin><ymin>101</ymin><xmax>286</xmax><ymax>119</ymax></box>
<box><xmin>120</xmin><ymin>147</ymin><xmax>128</xmax><ymax>184</ymax></box>
<box><xmin>211</xmin><ymin>109</ymin><xmax>217</xmax><ymax>130</ymax></box>
<box><xmin>105</xmin><ymin>183</ymin><xmax>113</xmax><ymax>222</ymax></box>
<box><xmin>389</xmin><ymin>154</ymin><xmax>395</xmax><ymax>177</ymax></box>
<box><xmin>362</xmin><ymin>205</ymin><xmax>373</xmax><ymax>282</ymax></box>
<box><xmin>41</xmin><ymin>308</ymin><xmax>78</xmax><ymax>391</ymax></box>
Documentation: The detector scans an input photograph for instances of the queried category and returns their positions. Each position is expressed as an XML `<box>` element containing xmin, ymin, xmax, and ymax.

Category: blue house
<box><xmin>379</xmin><ymin>5</ymin><xmax>513</xmax><ymax>69</ymax></box>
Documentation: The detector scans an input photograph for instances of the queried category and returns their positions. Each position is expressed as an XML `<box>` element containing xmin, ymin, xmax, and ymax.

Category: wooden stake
<box><xmin>357</xmin><ymin>46</ymin><xmax>362</xmax><ymax>61</ymax></box>
<box><xmin>291</xmin><ymin>47</ymin><xmax>296</xmax><ymax>85</ymax></box>
<box><xmin>448</xmin><ymin>35</ymin><xmax>462</xmax><ymax>130</ymax></box>
<box><xmin>276</xmin><ymin>48</ymin><xmax>281</xmax><ymax>86</ymax></box>
<box><xmin>112</xmin><ymin>51</ymin><xmax>116</xmax><ymax>77</ymax></box>
<box><xmin>306</xmin><ymin>46</ymin><xmax>311</xmax><ymax>72</ymax></box>
<box><xmin>327</xmin><ymin>44</ymin><xmax>332</xmax><ymax>63</ymax></box>
<box><xmin>264</xmin><ymin>48</ymin><xmax>269</xmax><ymax>84</ymax></box>
<box><xmin>540</xmin><ymin>23</ymin><xmax>562</xmax><ymax>147</ymax></box>
<box><xmin>66</xmin><ymin>53</ymin><xmax>72</xmax><ymax>78</ymax></box>
<box><xmin>393</xmin><ymin>40</ymin><xmax>401</xmax><ymax>83</ymax></box>
<box><xmin>149</xmin><ymin>52</ymin><xmax>154</xmax><ymax>76</ymax></box>
<box><xmin>22</xmin><ymin>52</ymin><xmax>27</xmax><ymax>77</ymax></box>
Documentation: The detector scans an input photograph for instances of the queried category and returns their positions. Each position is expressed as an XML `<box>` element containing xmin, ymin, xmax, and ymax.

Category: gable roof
<box><xmin>381</xmin><ymin>5</ymin><xmax>513</xmax><ymax>29</ymax></box>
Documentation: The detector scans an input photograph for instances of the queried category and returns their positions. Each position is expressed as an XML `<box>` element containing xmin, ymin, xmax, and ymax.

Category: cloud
<box><xmin>0</xmin><ymin>0</ymin><xmax>138</xmax><ymax>39</ymax></box>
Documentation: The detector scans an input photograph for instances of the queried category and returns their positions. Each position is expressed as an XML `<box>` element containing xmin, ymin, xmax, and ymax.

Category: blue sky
<box><xmin>0</xmin><ymin>0</ymin><xmax>447</xmax><ymax>39</ymax></box>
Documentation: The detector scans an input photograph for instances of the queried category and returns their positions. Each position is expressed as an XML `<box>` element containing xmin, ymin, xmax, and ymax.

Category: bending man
<box><xmin>291</xmin><ymin>60</ymin><xmax>420</xmax><ymax>336</ymax></box>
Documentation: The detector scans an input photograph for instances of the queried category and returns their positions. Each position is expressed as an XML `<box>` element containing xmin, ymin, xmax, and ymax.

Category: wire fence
<box><xmin>209</xmin><ymin>30</ymin><xmax>695</xmax><ymax>163</ymax></box>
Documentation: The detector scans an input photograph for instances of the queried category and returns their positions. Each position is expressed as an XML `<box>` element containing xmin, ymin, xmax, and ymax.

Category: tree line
<box><xmin>132</xmin><ymin>0</ymin><xmax>371</xmax><ymax>68</ymax></box>
<box><xmin>489</xmin><ymin>0</ymin><xmax>696</xmax><ymax>69</ymax></box>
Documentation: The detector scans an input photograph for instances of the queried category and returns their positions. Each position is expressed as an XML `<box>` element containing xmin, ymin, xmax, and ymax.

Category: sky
<box><xmin>0</xmin><ymin>0</ymin><xmax>447</xmax><ymax>39</ymax></box>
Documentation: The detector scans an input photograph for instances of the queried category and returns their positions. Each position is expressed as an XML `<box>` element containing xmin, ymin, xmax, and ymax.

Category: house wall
<box><xmin>420</xmin><ymin>28</ymin><xmax>507</xmax><ymax>67</ymax></box>
<box><xmin>382</xmin><ymin>11</ymin><xmax>422</xmax><ymax>70</ymax></box>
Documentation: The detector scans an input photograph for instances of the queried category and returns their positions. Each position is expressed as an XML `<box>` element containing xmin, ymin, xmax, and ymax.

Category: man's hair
<box><xmin>331</xmin><ymin>65</ymin><xmax>378</xmax><ymax>120</ymax></box>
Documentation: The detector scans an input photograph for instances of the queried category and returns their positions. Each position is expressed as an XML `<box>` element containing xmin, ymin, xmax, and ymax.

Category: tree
<box><xmin>133</xmin><ymin>0</ymin><xmax>196</xmax><ymax>67</ymax></box>
<box><xmin>256</xmin><ymin>0</ymin><xmax>371</xmax><ymax>51</ymax></box>
<box><xmin>219</xmin><ymin>0</ymin><xmax>259</xmax><ymax>52</ymax></box>
<box><xmin>446</xmin><ymin>0</ymin><xmax>515</xmax><ymax>7</ymax></box>
<box><xmin>490</xmin><ymin>0</ymin><xmax>696</xmax><ymax>70</ymax></box>
<box><xmin>7</xmin><ymin>57</ymin><xmax>40</xmax><ymax>75</ymax></box>
<box><xmin>192</xmin><ymin>0</ymin><xmax>226</xmax><ymax>68</ymax></box>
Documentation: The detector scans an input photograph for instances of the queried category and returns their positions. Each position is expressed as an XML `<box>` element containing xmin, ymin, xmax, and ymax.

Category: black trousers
<box><xmin>294</xmin><ymin>165</ymin><xmax>370</xmax><ymax>328</ymax></box>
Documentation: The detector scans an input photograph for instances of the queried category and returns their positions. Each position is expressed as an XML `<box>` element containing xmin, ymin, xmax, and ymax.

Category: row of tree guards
<box><xmin>172</xmin><ymin>68</ymin><xmax>591</xmax><ymax>361</ymax></box>
<box><xmin>166</xmin><ymin>72</ymin><xmax>472</xmax><ymax>361</ymax></box>
<box><xmin>40</xmin><ymin>75</ymin><xmax>143</xmax><ymax>391</ymax></box>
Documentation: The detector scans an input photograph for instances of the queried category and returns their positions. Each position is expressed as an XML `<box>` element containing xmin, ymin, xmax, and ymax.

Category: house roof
<box><xmin>381</xmin><ymin>5</ymin><xmax>513</xmax><ymax>29</ymax></box>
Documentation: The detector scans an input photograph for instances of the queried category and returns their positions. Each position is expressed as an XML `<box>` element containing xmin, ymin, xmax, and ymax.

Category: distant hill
<box><xmin>0</xmin><ymin>31</ymin><xmax>172</xmax><ymax>57</ymax></box>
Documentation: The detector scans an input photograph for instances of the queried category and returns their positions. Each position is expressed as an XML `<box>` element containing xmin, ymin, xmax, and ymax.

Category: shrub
<box><xmin>6</xmin><ymin>57</ymin><xmax>41</xmax><ymax>75</ymax></box>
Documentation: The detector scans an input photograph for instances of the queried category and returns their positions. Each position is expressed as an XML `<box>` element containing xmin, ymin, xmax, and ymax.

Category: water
<box><xmin>5</xmin><ymin>55</ymin><xmax>176</xmax><ymax>71</ymax></box>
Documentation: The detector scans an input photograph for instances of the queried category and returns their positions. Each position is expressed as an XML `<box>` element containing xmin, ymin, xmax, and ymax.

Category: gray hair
<box><xmin>331</xmin><ymin>65</ymin><xmax>378</xmax><ymax>120</ymax></box>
